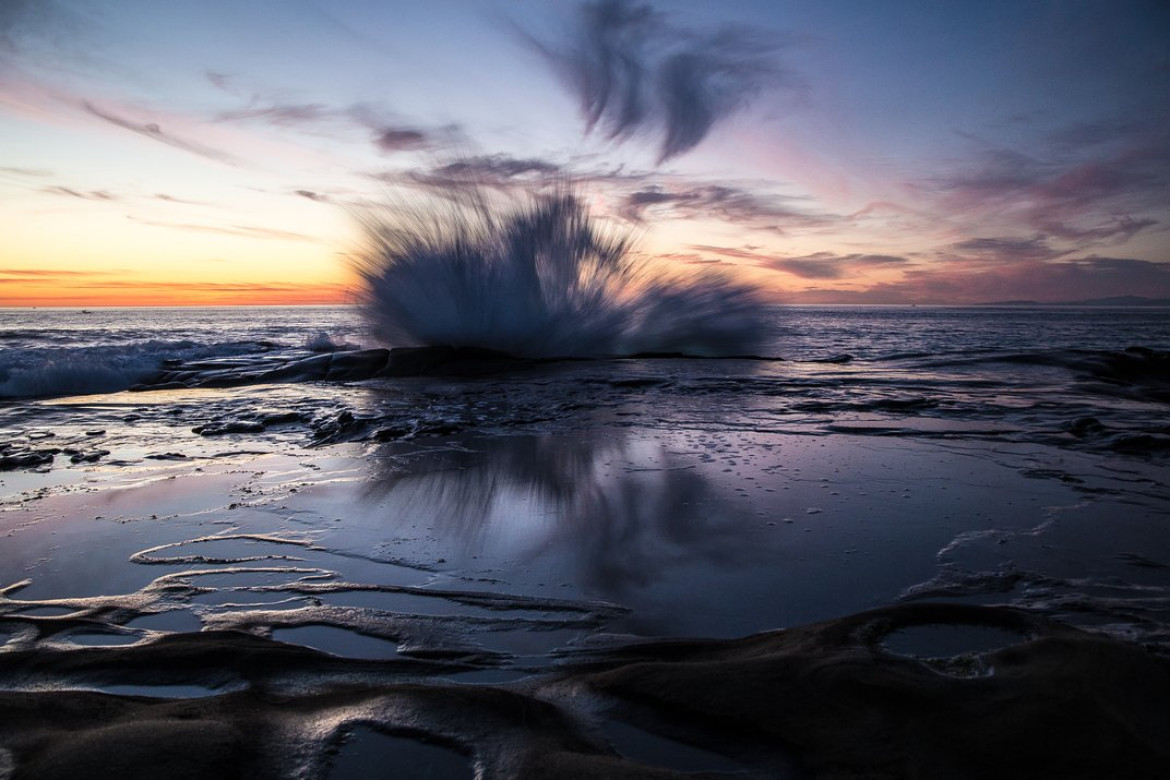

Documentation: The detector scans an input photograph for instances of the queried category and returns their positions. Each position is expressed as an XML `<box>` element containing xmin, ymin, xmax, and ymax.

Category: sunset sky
<box><xmin>1</xmin><ymin>0</ymin><xmax>1168</xmax><ymax>306</ymax></box>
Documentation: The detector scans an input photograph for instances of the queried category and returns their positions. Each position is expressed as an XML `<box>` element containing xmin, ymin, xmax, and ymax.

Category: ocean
<box><xmin>2</xmin><ymin>303</ymin><xmax>1169</xmax><ymax>776</ymax></box>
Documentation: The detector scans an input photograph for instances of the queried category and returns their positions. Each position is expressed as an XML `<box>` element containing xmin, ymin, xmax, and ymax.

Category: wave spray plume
<box><xmin>354</xmin><ymin>191</ymin><xmax>768</xmax><ymax>359</ymax></box>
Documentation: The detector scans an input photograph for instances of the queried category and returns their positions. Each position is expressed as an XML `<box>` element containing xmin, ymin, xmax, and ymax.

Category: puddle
<box><xmin>126</xmin><ymin>611</ymin><xmax>204</xmax><ymax>633</ymax></box>
<box><xmin>329</xmin><ymin>726</ymin><xmax>472</xmax><ymax>780</ymax></box>
<box><xmin>65</xmin><ymin>632</ymin><xmax>141</xmax><ymax>647</ymax></box>
<box><xmin>273</xmin><ymin>625</ymin><xmax>403</xmax><ymax>659</ymax></box>
<box><xmin>101</xmin><ymin>683</ymin><xmax>224</xmax><ymax>699</ymax></box>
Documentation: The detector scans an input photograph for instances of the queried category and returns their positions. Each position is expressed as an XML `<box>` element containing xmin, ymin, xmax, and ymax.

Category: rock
<box><xmin>323</xmin><ymin>349</ymin><xmax>391</xmax><ymax>380</ymax></box>
<box><xmin>192</xmin><ymin>421</ymin><xmax>266</xmax><ymax>436</ymax></box>
<box><xmin>378</xmin><ymin>346</ymin><xmax>531</xmax><ymax>377</ymax></box>
<box><xmin>69</xmin><ymin>450</ymin><xmax>110</xmax><ymax>464</ymax></box>
<box><xmin>0</xmin><ymin>451</ymin><xmax>56</xmax><ymax>470</ymax></box>
<box><xmin>0</xmin><ymin>605</ymin><xmax>1164</xmax><ymax>779</ymax></box>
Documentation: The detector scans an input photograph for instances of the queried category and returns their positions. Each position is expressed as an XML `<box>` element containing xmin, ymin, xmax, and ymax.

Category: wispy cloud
<box><xmin>294</xmin><ymin>189</ymin><xmax>331</xmax><ymax>203</ymax></box>
<box><xmin>622</xmin><ymin>183</ymin><xmax>828</xmax><ymax>231</ymax></box>
<box><xmin>84</xmin><ymin>101</ymin><xmax>240</xmax><ymax>165</ymax></box>
<box><xmin>128</xmin><ymin>217</ymin><xmax>322</xmax><ymax>243</ymax></box>
<box><xmin>372</xmin><ymin>128</ymin><xmax>428</xmax><ymax>152</ymax></box>
<box><xmin>924</xmin><ymin>125</ymin><xmax>1168</xmax><ymax>252</ymax></box>
<box><xmin>0</xmin><ymin>166</ymin><xmax>52</xmax><ymax>177</ymax></box>
<box><xmin>790</xmin><ymin>256</ymin><xmax>1170</xmax><ymax>305</ymax></box>
<box><xmin>78</xmin><ymin>279</ymin><xmax>348</xmax><ymax>294</ymax></box>
<box><xmin>687</xmin><ymin>245</ymin><xmax>909</xmax><ymax>280</ymax></box>
<box><xmin>40</xmin><ymin>185</ymin><xmax>117</xmax><ymax>201</ymax></box>
<box><xmin>153</xmin><ymin>193</ymin><xmax>210</xmax><ymax>206</ymax></box>
<box><xmin>760</xmin><ymin>252</ymin><xmax>909</xmax><ymax>280</ymax></box>
<box><xmin>215</xmin><ymin>102</ymin><xmax>334</xmax><ymax>127</ymax></box>
<box><xmin>529</xmin><ymin>0</ymin><xmax>796</xmax><ymax>163</ymax></box>
<box><xmin>0</xmin><ymin>267</ymin><xmax>121</xmax><ymax>283</ymax></box>
<box><xmin>372</xmin><ymin>154</ymin><xmax>566</xmax><ymax>195</ymax></box>
<box><xmin>0</xmin><ymin>276</ymin><xmax>352</xmax><ymax>305</ymax></box>
<box><xmin>209</xmin><ymin>76</ymin><xmax>438</xmax><ymax>156</ymax></box>
<box><xmin>946</xmin><ymin>236</ymin><xmax>1066</xmax><ymax>263</ymax></box>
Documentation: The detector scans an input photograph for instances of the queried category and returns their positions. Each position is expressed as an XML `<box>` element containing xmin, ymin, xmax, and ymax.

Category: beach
<box><xmin>2</xmin><ymin>304</ymin><xmax>1169</xmax><ymax>777</ymax></box>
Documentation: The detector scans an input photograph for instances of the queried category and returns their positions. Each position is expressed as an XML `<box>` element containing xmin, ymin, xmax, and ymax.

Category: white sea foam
<box><xmin>0</xmin><ymin>340</ymin><xmax>272</xmax><ymax>399</ymax></box>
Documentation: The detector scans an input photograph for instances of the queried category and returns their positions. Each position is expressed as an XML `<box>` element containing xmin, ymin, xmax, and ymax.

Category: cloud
<box><xmin>685</xmin><ymin>246</ymin><xmax>909</xmax><ymax>280</ymax></box>
<box><xmin>84</xmin><ymin>102</ymin><xmax>240</xmax><ymax>165</ymax></box>
<box><xmin>947</xmin><ymin>236</ymin><xmax>1066</xmax><ymax>263</ymax></box>
<box><xmin>688</xmin><ymin>244</ymin><xmax>762</xmax><ymax>261</ymax></box>
<box><xmin>128</xmin><ymin>217</ymin><xmax>322</xmax><ymax>243</ymax></box>
<box><xmin>0</xmin><ymin>166</ymin><xmax>52</xmax><ymax>177</ymax></box>
<box><xmin>530</xmin><ymin>0</ymin><xmax>794</xmax><ymax>163</ymax></box>
<box><xmin>0</xmin><ymin>276</ymin><xmax>354</xmax><ymax>305</ymax></box>
<box><xmin>372</xmin><ymin>128</ymin><xmax>428</xmax><ymax>153</ymax></box>
<box><xmin>788</xmin><ymin>256</ymin><xmax>1170</xmax><ymax>305</ymax></box>
<box><xmin>215</xmin><ymin>103</ymin><xmax>333</xmax><ymax>127</ymax></box>
<box><xmin>655</xmin><ymin>252</ymin><xmax>727</xmax><ymax>266</ymax></box>
<box><xmin>924</xmin><ymin>128</ymin><xmax>1168</xmax><ymax>252</ymax></box>
<box><xmin>382</xmin><ymin>154</ymin><xmax>565</xmax><ymax>194</ymax></box>
<box><xmin>295</xmin><ymin>190</ymin><xmax>331</xmax><ymax>203</ymax></box>
<box><xmin>758</xmin><ymin>251</ymin><xmax>910</xmax><ymax>280</ymax></box>
<box><xmin>40</xmin><ymin>185</ymin><xmax>117</xmax><ymax>201</ymax></box>
<box><xmin>77</xmin><ymin>280</ymin><xmax>347</xmax><ymax>294</ymax></box>
<box><xmin>153</xmin><ymin>193</ymin><xmax>208</xmax><ymax>205</ymax></box>
<box><xmin>212</xmin><ymin>89</ymin><xmax>437</xmax><ymax>156</ymax></box>
<box><xmin>622</xmin><ymin>183</ymin><xmax>828</xmax><ymax>230</ymax></box>
<box><xmin>0</xmin><ymin>267</ymin><xmax>120</xmax><ymax>283</ymax></box>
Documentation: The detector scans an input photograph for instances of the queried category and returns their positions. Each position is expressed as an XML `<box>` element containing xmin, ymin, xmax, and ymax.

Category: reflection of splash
<box><xmin>354</xmin><ymin>191</ymin><xmax>768</xmax><ymax>358</ymax></box>
<box><xmin>367</xmin><ymin>433</ymin><xmax>762</xmax><ymax>598</ymax></box>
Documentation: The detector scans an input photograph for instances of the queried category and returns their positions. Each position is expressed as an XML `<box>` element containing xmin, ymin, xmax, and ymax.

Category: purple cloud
<box><xmin>926</xmin><ymin>128</ymin><xmax>1167</xmax><ymax>253</ymax></box>
<box><xmin>84</xmin><ymin>102</ymin><xmax>239</xmax><ymax>165</ymax></box>
<box><xmin>790</xmin><ymin>256</ymin><xmax>1170</xmax><ymax>305</ymax></box>
<box><xmin>530</xmin><ymin>0</ymin><xmax>794</xmax><ymax>163</ymax></box>
<box><xmin>947</xmin><ymin>236</ymin><xmax>1066</xmax><ymax>263</ymax></box>
<box><xmin>688</xmin><ymin>246</ymin><xmax>909</xmax><ymax>280</ymax></box>
<box><xmin>214</xmin><ymin>92</ymin><xmax>436</xmax><ymax>156</ymax></box>
<box><xmin>760</xmin><ymin>251</ymin><xmax>909</xmax><ymax>280</ymax></box>
<box><xmin>622</xmin><ymin>183</ymin><xmax>828</xmax><ymax>231</ymax></box>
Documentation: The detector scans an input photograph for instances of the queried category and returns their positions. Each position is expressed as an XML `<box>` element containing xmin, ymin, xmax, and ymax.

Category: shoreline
<box><xmin>2</xmin><ymin>338</ymin><xmax>1169</xmax><ymax>775</ymax></box>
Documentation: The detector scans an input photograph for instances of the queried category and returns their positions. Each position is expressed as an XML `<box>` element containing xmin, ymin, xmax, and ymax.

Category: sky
<box><xmin>1</xmin><ymin>0</ymin><xmax>1168</xmax><ymax>306</ymax></box>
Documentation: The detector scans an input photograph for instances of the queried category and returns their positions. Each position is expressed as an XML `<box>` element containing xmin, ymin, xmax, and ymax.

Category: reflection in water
<box><xmin>365</xmin><ymin>432</ymin><xmax>764</xmax><ymax>601</ymax></box>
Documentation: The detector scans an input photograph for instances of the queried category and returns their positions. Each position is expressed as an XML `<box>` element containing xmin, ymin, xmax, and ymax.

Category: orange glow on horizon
<box><xmin>0</xmin><ymin>281</ymin><xmax>356</xmax><ymax>308</ymax></box>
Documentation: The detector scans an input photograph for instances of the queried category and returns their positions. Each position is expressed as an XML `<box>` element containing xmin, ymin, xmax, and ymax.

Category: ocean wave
<box><xmin>355</xmin><ymin>191</ymin><xmax>769</xmax><ymax>358</ymax></box>
<box><xmin>0</xmin><ymin>340</ymin><xmax>279</xmax><ymax>400</ymax></box>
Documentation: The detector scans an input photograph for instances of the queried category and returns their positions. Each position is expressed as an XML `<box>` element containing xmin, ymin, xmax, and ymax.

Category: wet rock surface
<box><xmin>0</xmin><ymin>604</ymin><xmax>1166</xmax><ymax>779</ymax></box>
<box><xmin>131</xmin><ymin>346</ymin><xmax>535</xmax><ymax>392</ymax></box>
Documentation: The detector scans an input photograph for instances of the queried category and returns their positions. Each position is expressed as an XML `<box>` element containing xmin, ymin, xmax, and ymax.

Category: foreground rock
<box><xmin>0</xmin><ymin>603</ymin><xmax>1166</xmax><ymax>778</ymax></box>
<box><xmin>132</xmin><ymin>346</ymin><xmax>534</xmax><ymax>391</ymax></box>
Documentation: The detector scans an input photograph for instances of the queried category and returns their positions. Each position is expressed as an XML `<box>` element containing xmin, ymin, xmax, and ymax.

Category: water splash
<box><xmin>353</xmin><ymin>190</ymin><xmax>769</xmax><ymax>358</ymax></box>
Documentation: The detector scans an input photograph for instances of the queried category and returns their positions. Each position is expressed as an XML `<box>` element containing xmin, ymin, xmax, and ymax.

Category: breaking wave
<box><xmin>0</xmin><ymin>340</ymin><xmax>275</xmax><ymax>399</ymax></box>
<box><xmin>353</xmin><ymin>191</ymin><xmax>770</xmax><ymax>358</ymax></box>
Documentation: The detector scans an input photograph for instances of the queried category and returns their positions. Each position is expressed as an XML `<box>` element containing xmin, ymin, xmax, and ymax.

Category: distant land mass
<box><xmin>983</xmin><ymin>295</ymin><xmax>1170</xmax><ymax>307</ymax></box>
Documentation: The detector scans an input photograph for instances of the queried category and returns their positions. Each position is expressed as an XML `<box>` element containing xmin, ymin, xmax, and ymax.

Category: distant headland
<box><xmin>983</xmin><ymin>295</ymin><xmax>1170</xmax><ymax>307</ymax></box>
